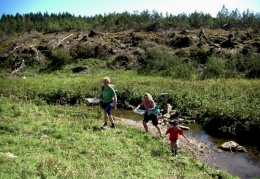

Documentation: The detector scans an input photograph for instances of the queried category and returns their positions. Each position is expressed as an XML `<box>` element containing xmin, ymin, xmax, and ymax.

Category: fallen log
<box><xmin>11</xmin><ymin>59</ymin><xmax>24</xmax><ymax>75</ymax></box>
<box><xmin>6</xmin><ymin>46</ymin><xmax>20</xmax><ymax>57</ymax></box>
<box><xmin>179</xmin><ymin>125</ymin><xmax>190</xmax><ymax>130</ymax></box>
<box><xmin>54</xmin><ymin>34</ymin><xmax>73</xmax><ymax>49</ymax></box>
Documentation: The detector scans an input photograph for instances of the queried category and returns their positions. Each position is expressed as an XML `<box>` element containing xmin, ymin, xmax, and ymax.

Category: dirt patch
<box><xmin>114</xmin><ymin>116</ymin><xmax>212</xmax><ymax>162</ymax></box>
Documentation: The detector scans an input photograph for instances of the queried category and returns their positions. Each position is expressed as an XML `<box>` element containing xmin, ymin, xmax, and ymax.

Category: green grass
<box><xmin>0</xmin><ymin>96</ymin><xmax>235</xmax><ymax>178</ymax></box>
<box><xmin>1</xmin><ymin>66</ymin><xmax>259</xmax><ymax>133</ymax></box>
<box><xmin>0</xmin><ymin>59</ymin><xmax>258</xmax><ymax>178</ymax></box>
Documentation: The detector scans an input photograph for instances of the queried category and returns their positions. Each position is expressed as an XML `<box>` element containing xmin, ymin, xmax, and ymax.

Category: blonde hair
<box><xmin>103</xmin><ymin>77</ymin><xmax>110</xmax><ymax>83</ymax></box>
<box><xmin>142</xmin><ymin>93</ymin><xmax>153</xmax><ymax>101</ymax></box>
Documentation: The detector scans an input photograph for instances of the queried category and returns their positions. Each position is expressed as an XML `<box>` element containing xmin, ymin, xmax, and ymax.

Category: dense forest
<box><xmin>0</xmin><ymin>5</ymin><xmax>260</xmax><ymax>35</ymax></box>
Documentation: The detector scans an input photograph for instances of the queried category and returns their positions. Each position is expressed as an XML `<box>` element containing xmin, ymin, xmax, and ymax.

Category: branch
<box><xmin>11</xmin><ymin>59</ymin><xmax>24</xmax><ymax>75</ymax></box>
<box><xmin>54</xmin><ymin>34</ymin><xmax>73</xmax><ymax>49</ymax></box>
<box><xmin>6</xmin><ymin>46</ymin><xmax>20</xmax><ymax>57</ymax></box>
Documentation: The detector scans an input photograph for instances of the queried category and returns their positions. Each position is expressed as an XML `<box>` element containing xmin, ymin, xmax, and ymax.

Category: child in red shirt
<box><xmin>164</xmin><ymin>120</ymin><xmax>190</xmax><ymax>157</ymax></box>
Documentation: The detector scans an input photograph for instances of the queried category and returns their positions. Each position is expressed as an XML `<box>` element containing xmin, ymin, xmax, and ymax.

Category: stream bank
<box><xmin>113</xmin><ymin>109</ymin><xmax>260</xmax><ymax>179</ymax></box>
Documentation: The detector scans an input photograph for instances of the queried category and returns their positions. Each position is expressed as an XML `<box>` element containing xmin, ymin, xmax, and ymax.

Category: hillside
<box><xmin>0</xmin><ymin>28</ymin><xmax>259</xmax><ymax>78</ymax></box>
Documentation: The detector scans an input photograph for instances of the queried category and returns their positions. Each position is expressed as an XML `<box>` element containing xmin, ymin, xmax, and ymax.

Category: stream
<box><xmin>113</xmin><ymin>109</ymin><xmax>260</xmax><ymax>179</ymax></box>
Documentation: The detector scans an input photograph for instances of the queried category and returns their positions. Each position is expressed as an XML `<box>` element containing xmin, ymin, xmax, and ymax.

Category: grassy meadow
<box><xmin>0</xmin><ymin>96</ymin><xmax>235</xmax><ymax>178</ymax></box>
<box><xmin>1</xmin><ymin>58</ymin><xmax>259</xmax><ymax>178</ymax></box>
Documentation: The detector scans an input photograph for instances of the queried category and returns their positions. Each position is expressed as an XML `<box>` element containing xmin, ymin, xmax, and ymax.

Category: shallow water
<box><xmin>185</xmin><ymin>123</ymin><xmax>260</xmax><ymax>179</ymax></box>
<box><xmin>113</xmin><ymin>109</ymin><xmax>260</xmax><ymax>179</ymax></box>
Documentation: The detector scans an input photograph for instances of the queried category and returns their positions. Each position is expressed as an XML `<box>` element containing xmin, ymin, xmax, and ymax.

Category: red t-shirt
<box><xmin>166</xmin><ymin>126</ymin><xmax>183</xmax><ymax>142</ymax></box>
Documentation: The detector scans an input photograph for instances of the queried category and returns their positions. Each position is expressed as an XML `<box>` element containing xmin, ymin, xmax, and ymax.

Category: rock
<box><xmin>170</xmin><ymin>110</ymin><xmax>179</xmax><ymax>119</ymax></box>
<box><xmin>220</xmin><ymin>141</ymin><xmax>246</xmax><ymax>152</ymax></box>
<box><xmin>163</xmin><ymin>113</ymin><xmax>170</xmax><ymax>118</ymax></box>
<box><xmin>189</xmin><ymin>120</ymin><xmax>196</xmax><ymax>123</ymax></box>
<box><xmin>0</xmin><ymin>152</ymin><xmax>17</xmax><ymax>158</ymax></box>
<box><xmin>236</xmin><ymin>145</ymin><xmax>247</xmax><ymax>152</ymax></box>
<box><xmin>125</xmin><ymin>104</ymin><xmax>135</xmax><ymax>110</ymax></box>
<box><xmin>166</xmin><ymin>103</ymin><xmax>173</xmax><ymax>113</ymax></box>
<box><xmin>178</xmin><ymin>118</ymin><xmax>185</xmax><ymax>122</ymax></box>
<box><xmin>41</xmin><ymin>134</ymin><xmax>48</xmax><ymax>139</ymax></box>
<box><xmin>158</xmin><ymin>119</ymin><xmax>164</xmax><ymax>124</ymax></box>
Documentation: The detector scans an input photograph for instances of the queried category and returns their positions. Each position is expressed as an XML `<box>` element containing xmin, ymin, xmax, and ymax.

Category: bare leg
<box><xmin>104</xmin><ymin>112</ymin><xmax>108</xmax><ymax>123</ymax></box>
<box><xmin>108</xmin><ymin>114</ymin><xmax>114</xmax><ymax>124</ymax></box>
<box><xmin>143</xmin><ymin>121</ymin><xmax>148</xmax><ymax>132</ymax></box>
<box><xmin>155</xmin><ymin>126</ymin><xmax>162</xmax><ymax>136</ymax></box>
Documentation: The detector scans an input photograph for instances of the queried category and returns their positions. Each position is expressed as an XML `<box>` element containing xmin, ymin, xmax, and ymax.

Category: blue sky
<box><xmin>0</xmin><ymin>0</ymin><xmax>259</xmax><ymax>17</ymax></box>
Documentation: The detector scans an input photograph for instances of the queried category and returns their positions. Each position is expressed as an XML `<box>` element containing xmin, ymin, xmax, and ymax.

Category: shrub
<box><xmin>108</xmin><ymin>52</ymin><xmax>136</xmax><ymax>70</ymax></box>
<box><xmin>201</xmin><ymin>56</ymin><xmax>225</xmax><ymax>79</ymax></box>
<box><xmin>50</xmin><ymin>49</ymin><xmax>71</xmax><ymax>65</ymax></box>
<box><xmin>138</xmin><ymin>47</ymin><xmax>196</xmax><ymax>79</ymax></box>
<box><xmin>245</xmin><ymin>53</ymin><xmax>260</xmax><ymax>78</ymax></box>
<box><xmin>70</xmin><ymin>43</ymin><xmax>92</xmax><ymax>59</ymax></box>
<box><xmin>235</xmin><ymin>53</ymin><xmax>248</xmax><ymax>72</ymax></box>
<box><xmin>190</xmin><ymin>47</ymin><xmax>209</xmax><ymax>64</ymax></box>
<box><xmin>224</xmin><ymin>57</ymin><xmax>239</xmax><ymax>78</ymax></box>
<box><xmin>174</xmin><ymin>61</ymin><xmax>196</xmax><ymax>80</ymax></box>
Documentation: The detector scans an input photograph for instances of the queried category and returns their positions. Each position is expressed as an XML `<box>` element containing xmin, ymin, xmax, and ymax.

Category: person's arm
<box><xmin>164</xmin><ymin>128</ymin><xmax>169</xmax><ymax>136</ymax></box>
<box><xmin>182</xmin><ymin>133</ymin><xmax>190</xmax><ymax>143</ymax></box>
<box><xmin>100</xmin><ymin>86</ymin><xmax>104</xmax><ymax>100</ymax></box>
<box><xmin>114</xmin><ymin>94</ymin><xmax>117</xmax><ymax>109</ymax></box>
<box><xmin>136</xmin><ymin>101</ymin><xmax>144</xmax><ymax>109</ymax></box>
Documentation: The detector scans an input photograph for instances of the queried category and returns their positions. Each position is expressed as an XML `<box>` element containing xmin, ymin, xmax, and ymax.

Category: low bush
<box><xmin>201</xmin><ymin>56</ymin><xmax>225</xmax><ymax>79</ymax></box>
<box><xmin>49</xmin><ymin>49</ymin><xmax>71</xmax><ymax>69</ymax></box>
<box><xmin>138</xmin><ymin>47</ymin><xmax>196</xmax><ymax>79</ymax></box>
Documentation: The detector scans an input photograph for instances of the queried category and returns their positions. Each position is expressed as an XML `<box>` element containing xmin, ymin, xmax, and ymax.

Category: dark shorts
<box><xmin>143</xmin><ymin>112</ymin><xmax>158</xmax><ymax>126</ymax></box>
<box><xmin>101</xmin><ymin>101</ymin><xmax>114</xmax><ymax>115</ymax></box>
<box><xmin>170</xmin><ymin>140</ymin><xmax>179</xmax><ymax>149</ymax></box>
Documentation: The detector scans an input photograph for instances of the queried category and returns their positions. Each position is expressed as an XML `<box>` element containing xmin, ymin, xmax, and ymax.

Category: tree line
<box><xmin>0</xmin><ymin>5</ymin><xmax>259</xmax><ymax>36</ymax></box>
